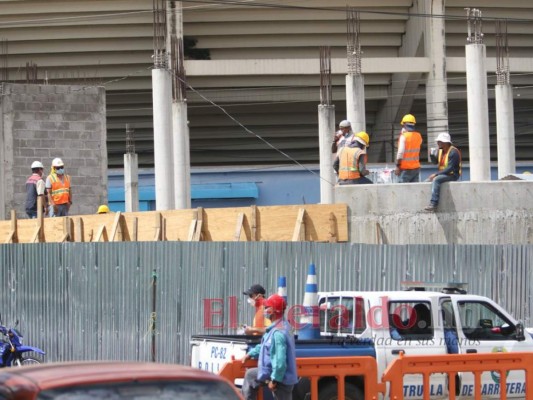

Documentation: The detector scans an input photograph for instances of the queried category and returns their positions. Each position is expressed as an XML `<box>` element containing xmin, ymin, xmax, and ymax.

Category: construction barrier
<box><xmin>0</xmin><ymin>203</ymin><xmax>348</xmax><ymax>243</ymax></box>
<box><xmin>220</xmin><ymin>353</ymin><xmax>533</xmax><ymax>400</ymax></box>
<box><xmin>382</xmin><ymin>352</ymin><xmax>533</xmax><ymax>400</ymax></box>
<box><xmin>218</xmin><ymin>356</ymin><xmax>385</xmax><ymax>400</ymax></box>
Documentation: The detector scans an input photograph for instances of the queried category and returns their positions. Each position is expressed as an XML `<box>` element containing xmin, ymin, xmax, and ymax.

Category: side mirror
<box><xmin>516</xmin><ymin>322</ymin><xmax>526</xmax><ymax>342</ymax></box>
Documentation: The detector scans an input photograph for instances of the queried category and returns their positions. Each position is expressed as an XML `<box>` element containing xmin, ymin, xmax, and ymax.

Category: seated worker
<box><xmin>243</xmin><ymin>284</ymin><xmax>271</xmax><ymax>335</ymax></box>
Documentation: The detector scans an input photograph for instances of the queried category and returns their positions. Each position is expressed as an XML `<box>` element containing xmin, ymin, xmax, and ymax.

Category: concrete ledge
<box><xmin>334</xmin><ymin>181</ymin><xmax>533</xmax><ymax>244</ymax></box>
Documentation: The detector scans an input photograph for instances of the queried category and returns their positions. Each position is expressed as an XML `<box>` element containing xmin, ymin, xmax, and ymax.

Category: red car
<box><xmin>0</xmin><ymin>361</ymin><xmax>243</xmax><ymax>399</ymax></box>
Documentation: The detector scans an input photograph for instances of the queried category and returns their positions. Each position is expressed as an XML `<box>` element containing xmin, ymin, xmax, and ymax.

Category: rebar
<box><xmin>465</xmin><ymin>8</ymin><xmax>483</xmax><ymax>44</ymax></box>
<box><xmin>126</xmin><ymin>124</ymin><xmax>135</xmax><ymax>154</ymax></box>
<box><xmin>495</xmin><ymin>19</ymin><xmax>510</xmax><ymax>85</ymax></box>
<box><xmin>153</xmin><ymin>0</ymin><xmax>168</xmax><ymax>68</ymax></box>
<box><xmin>347</xmin><ymin>8</ymin><xmax>362</xmax><ymax>75</ymax></box>
<box><xmin>0</xmin><ymin>39</ymin><xmax>8</xmax><ymax>82</ymax></box>
<box><xmin>319</xmin><ymin>46</ymin><xmax>332</xmax><ymax>106</ymax></box>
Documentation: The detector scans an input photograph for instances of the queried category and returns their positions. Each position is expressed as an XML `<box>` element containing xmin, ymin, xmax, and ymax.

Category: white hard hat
<box><xmin>52</xmin><ymin>158</ymin><xmax>64</xmax><ymax>167</ymax></box>
<box><xmin>436</xmin><ymin>132</ymin><xmax>452</xmax><ymax>143</ymax></box>
<box><xmin>339</xmin><ymin>120</ymin><xmax>351</xmax><ymax>128</ymax></box>
<box><xmin>31</xmin><ymin>161</ymin><xmax>44</xmax><ymax>169</ymax></box>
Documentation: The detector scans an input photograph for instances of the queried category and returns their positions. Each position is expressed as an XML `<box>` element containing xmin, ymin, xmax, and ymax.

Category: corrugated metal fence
<box><xmin>0</xmin><ymin>242</ymin><xmax>531</xmax><ymax>365</ymax></box>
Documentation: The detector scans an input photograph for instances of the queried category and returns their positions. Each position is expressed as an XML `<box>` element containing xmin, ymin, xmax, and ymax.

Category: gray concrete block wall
<box><xmin>335</xmin><ymin>181</ymin><xmax>533</xmax><ymax>245</ymax></box>
<box><xmin>0</xmin><ymin>83</ymin><xmax>107</xmax><ymax>218</ymax></box>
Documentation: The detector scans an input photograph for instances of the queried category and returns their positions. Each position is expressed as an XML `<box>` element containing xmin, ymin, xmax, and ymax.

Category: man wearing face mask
<box><xmin>46</xmin><ymin>158</ymin><xmax>72</xmax><ymax>217</ymax></box>
<box><xmin>243</xmin><ymin>284</ymin><xmax>271</xmax><ymax>336</ymax></box>
<box><xmin>241</xmin><ymin>294</ymin><xmax>298</xmax><ymax>400</ymax></box>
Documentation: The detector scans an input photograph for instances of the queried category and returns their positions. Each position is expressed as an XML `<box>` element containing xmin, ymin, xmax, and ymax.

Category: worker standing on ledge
<box><xmin>395</xmin><ymin>114</ymin><xmax>423</xmax><ymax>183</ymax></box>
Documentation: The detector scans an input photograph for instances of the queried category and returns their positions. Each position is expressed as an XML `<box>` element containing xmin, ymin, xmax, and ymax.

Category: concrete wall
<box><xmin>335</xmin><ymin>181</ymin><xmax>533</xmax><ymax>244</ymax></box>
<box><xmin>0</xmin><ymin>83</ymin><xmax>107</xmax><ymax>218</ymax></box>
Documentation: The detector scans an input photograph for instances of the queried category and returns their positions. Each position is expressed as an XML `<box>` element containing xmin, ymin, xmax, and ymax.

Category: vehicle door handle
<box><xmin>391</xmin><ymin>349</ymin><xmax>403</xmax><ymax>355</ymax></box>
<box><xmin>466</xmin><ymin>349</ymin><xmax>477</xmax><ymax>353</ymax></box>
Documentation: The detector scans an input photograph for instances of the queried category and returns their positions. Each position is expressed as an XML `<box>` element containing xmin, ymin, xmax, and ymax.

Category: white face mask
<box><xmin>247</xmin><ymin>297</ymin><xmax>256</xmax><ymax>306</ymax></box>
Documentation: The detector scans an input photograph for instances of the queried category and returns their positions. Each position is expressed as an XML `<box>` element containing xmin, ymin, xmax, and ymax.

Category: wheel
<box><xmin>318</xmin><ymin>382</ymin><xmax>363</xmax><ymax>400</ymax></box>
<box><xmin>17</xmin><ymin>355</ymin><xmax>44</xmax><ymax>367</ymax></box>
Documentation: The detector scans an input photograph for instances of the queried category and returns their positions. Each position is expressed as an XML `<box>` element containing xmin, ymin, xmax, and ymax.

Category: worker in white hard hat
<box><xmin>424</xmin><ymin>133</ymin><xmax>462</xmax><ymax>212</ymax></box>
<box><xmin>333</xmin><ymin>131</ymin><xmax>373</xmax><ymax>185</ymax></box>
<box><xmin>45</xmin><ymin>157</ymin><xmax>72</xmax><ymax>217</ymax></box>
<box><xmin>395</xmin><ymin>114</ymin><xmax>423</xmax><ymax>183</ymax></box>
<box><xmin>331</xmin><ymin>119</ymin><xmax>355</xmax><ymax>154</ymax></box>
<box><xmin>25</xmin><ymin>161</ymin><xmax>47</xmax><ymax>218</ymax></box>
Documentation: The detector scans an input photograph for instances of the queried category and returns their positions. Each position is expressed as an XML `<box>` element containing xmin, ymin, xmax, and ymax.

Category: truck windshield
<box><xmin>38</xmin><ymin>380</ymin><xmax>242</xmax><ymax>400</ymax></box>
<box><xmin>319</xmin><ymin>296</ymin><xmax>365</xmax><ymax>335</ymax></box>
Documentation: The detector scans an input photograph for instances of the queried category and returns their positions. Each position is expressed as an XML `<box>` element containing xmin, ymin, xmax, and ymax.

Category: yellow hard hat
<box><xmin>401</xmin><ymin>114</ymin><xmax>416</xmax><ymax>125</ymax></box>
<box><xmin>97</xmin><ymin>205</ymin><xmax>110</xmax><ymax>214</ymax></box>
<box><xmin>355</xmin><ymin>131</ymin><xmax>370</xmax><ymax>146</ymax></box>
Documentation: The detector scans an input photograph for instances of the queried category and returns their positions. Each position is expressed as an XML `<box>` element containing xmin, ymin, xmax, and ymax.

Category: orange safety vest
<box><xmin>339</xmin><ymin>147</ymin><xmax>367</xmax><ymax>180</ymax></box>
<box><xmin>49</xmin><ymin>174</ymin><xmax>71</xmax><ymax>205</ymax></box>
<box><xmin>398</xmin><ymin>131</ymin><xmax>422</xmax><ymax>170</ymax></box>
<box><xmin>438</xmin><ymin>146</ymin><xmax>462</xmax><ymax>176</ymax></box>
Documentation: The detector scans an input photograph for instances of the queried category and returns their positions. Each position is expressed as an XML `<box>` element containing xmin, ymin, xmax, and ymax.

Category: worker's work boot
<box><xmin>424</xmin><ymin>203</ymin><xmax>437</xmax><ymax>212</ymax></box>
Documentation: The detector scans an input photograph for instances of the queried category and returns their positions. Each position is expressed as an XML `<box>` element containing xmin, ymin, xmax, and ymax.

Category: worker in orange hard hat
<box><xmin>395</xmin><ymin>114</ymin><xmax>423</xmax><ymax>183</ymax></box>
<box><xmin>333</xmin><ymin>131</ymin><xmax>373</xmax><ymax>185</ymax></box>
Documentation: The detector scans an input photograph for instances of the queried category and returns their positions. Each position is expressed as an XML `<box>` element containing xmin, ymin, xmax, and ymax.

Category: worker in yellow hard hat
<box><xmin>395</xmin><ymin>114</ymin><xmax>423</xmax><ymax>183</ymax></box>
<box><xmin>97</xmin><ymin>205</ymin><xmax>110</xmax><ymax>214</ymax></box>
<box><xmin>333</xmin><ymin>131</ymin><xmax>373</xmax><ymax>185</ymax></box>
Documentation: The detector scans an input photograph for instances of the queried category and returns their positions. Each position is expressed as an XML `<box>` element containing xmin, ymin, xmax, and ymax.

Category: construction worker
<box><xmin>25</xmin><ymin>161</ymin><xmax>47</xmax><ymax>219</ymax></box>
<box><xmin>241</xmin><ymin>294</ymin><xmax>298</xmax><ymax>400</ymax></box>
<box><xmin>97</xmin><ymin>205</ymin><xmax>110</xmax><ymax>214</ymax></box>
<box><xmin>331</xmin><ymin>119</ymin><xmax>355</xmax><ymax>154</ymax></box>
<box><xmin>243</xmin><ymin>284</ymin><xmax>271</xmax><ymax>336</ymax></box>
<box><xmin>333</xmin><ymin>131</ymin><xmax>373</xmax><ymax>185</ymax></box>
<box><xmin>424</xmin><ymin>132</ymin><xmax>462</xmax><ymax>212</ymax></box>
<box><xmin>46</xmin><ymin>158</ymin><xmax>72</xmax><ymax>217</ymax></box>
<box><xmin>395</xmin><ymin>114</ymin><xmax>423</xmax><ymax>183</ymax></box>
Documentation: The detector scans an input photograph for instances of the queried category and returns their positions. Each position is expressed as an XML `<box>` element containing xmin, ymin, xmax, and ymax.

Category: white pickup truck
<box><xmin>191</xmin><ymin>283</ymin><xmax>532</xmax><ymax>399</ymax></box>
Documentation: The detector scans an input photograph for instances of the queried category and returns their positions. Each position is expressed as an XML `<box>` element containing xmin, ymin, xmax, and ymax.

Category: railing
<box><xmin>382</xmin><ymin>352</ymin><xmax>533</xmax><ymax>400</ymax></box>
<box><xmin>218</xmin><ymin>356</ymin><xmax>385</xmax><ymax>400</ymax></box>
<box><xmin>220</xmin><ymin>353</ymin><xmax>533</xmax><ymax>400</ymax></box>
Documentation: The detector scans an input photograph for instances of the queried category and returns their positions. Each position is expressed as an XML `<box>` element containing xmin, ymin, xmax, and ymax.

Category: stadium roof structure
<box><xmin>1</xmin><ymin>0</ymin><xmax>533</xmax><ymax>168</ymax></box>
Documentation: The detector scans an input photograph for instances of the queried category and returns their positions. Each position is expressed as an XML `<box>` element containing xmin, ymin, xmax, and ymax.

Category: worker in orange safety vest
<box><xmin>333</xmin><ymin>132</ymin><xmax>373</xmax><ymax>185</ymax></box>
<box><xmin>46</xmin><ymin>157</ymin><xmax>72</xmax><ymax>217</ymax></box>
<box><xmin>395</xmin><ymin>114</ymin><xmax>423</xmax><ymax>183</ymax></box>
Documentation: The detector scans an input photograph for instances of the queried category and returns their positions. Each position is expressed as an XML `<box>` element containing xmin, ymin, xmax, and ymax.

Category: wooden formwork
<box><xmin>1</xmin><ymin>204</ymin><xmax>348</xmax><ymax>243</ymax></box>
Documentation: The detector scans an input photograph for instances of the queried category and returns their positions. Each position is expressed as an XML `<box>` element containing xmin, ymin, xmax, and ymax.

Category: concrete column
<box><xmin>318</xmin><ymin>105</ymin><xmax>335</xmax><ymax>204</ymax></box>
<box><xmin>152</xmin><ymin>68</ymin><xmax>175</xmax><ymax>210</ymax></box>
<box><xmin>424</xmin><ymin>0</ymin><xmax>449</xmax><ymax>158</ymax></box>
<box><xmin>466</xmin><ymin>44</ymin><xmax>491</xmax><ymax>181</ymax></box>
<box><xmin>495</xmin><ymin>84</ymin><xmax>516</xmax><ymax>179</ymax></box>
<box><xmin>346</xmin><ymin>74</ymin><xmax>365</xmax><ymax>133</ymax></box>
<box><xmin>173</xmin><ymin>101</ymin><xmax>191</xmax><ymax>209</ymax></box>
<box><xmin>124</xmin><ymin>153</ymin><xmax>139</xmax><ymax>212</ymax></box>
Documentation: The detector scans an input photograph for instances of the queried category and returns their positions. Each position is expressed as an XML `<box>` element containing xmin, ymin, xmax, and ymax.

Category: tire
<box><xmin>318</xmin><ymin>382</ymin><xmax>363</xmax><ymax>400</ymax></box>
<box><xmin>17</xmin><ymin>355</ymin><xmax>44</xmax><ymax>367</ymax></box>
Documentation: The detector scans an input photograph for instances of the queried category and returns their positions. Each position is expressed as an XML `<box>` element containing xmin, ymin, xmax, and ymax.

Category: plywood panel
<box><xmin>0</xmin><ymin>204</ymin><xmax>348</xmax><ymax>243</ymax></box>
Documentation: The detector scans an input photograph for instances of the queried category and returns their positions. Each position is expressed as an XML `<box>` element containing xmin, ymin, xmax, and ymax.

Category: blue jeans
<box><xmin>26</xmin><ymin>211</ymin><xmax>37</xmax><ymax>219</ymax></box>
<box><xmin>399</xmin><ymin>168</ymin><xmax>420</xmax><ymax>183</ymax></box>
<box><xmin>430</xmin><ymin>174</ymin><xmax>458</xmax><ymax>205</ymax></box>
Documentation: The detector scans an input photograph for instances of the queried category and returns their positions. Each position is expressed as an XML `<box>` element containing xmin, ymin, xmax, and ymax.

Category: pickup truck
<box><xmin>191</xmin><ymin>285</ymin><xmax>532</xmax><ymax>399</ymax></box>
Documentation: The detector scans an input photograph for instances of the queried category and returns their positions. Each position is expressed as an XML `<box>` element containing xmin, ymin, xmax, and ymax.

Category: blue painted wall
<box><xmin>107</xmin><ymin>163</ymin><xmax>533</xmax><ymax>211</ymax></box>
